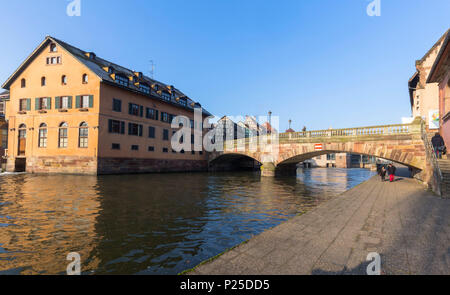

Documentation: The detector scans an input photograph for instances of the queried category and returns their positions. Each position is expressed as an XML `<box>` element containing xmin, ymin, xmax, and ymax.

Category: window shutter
<box><xmin>68</xmin><ymin>96</ymin><xmax>73</xmax><ymax>109</ymax></box>
<box><xmin>35</xmin><ymin>98</ymin><xmax>40</xmax><ymax>110</ymax></box>
<box><xmin>75</xmin><ymin>96</ymin><xmax>81</xmax><ymax>108</ymax></box>
<box><xmin>46</xmin><ymin>97</ymin><xmax>51</xmax><ymax>110</ymax></box>
<box><xmin>120</xmin><ymin>121</ymin><xmax>125</xmax><ymax>134</ymax></box>
<box><xmin>139</xmin><ymin>125</ymin><xmax>143</xmax><ymax>137</ymax></box>
<box><xmin>128</xmin><ymin>122</ymin><xmax>132</xmax><ymax>135</ymax></box>
<box><xmin>128</xmin><ymin>103</ymin><xmax>132</xmax><ymax>115</ymax></box>
<box><xmin>155</xmin><ymin>110</ymin><xmax>159</xmax><ymax>121</ymax></box>
<box><xmin>139</xmin><ymin>106</ymin><xmax>143</xmax><ymax>117</ymax></box>
<box><xmin>55</xmin><ymin>97</ymin><xmax>60</xmax><ymax>109</ymax></box>
<box><xmin>108</xmin><ymin>119</ymin><xmax>112</xmax><ymax>133</ymax></box>
<box><xmin>89</xmin><ymin>95</ymin><xmax>94</xmax><ymax>108</ymax></box>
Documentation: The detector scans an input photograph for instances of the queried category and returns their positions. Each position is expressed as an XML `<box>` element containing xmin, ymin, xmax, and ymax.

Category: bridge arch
<box><xmin>208</xmin><ymin>153</ymin><xmax>262</xmax><ymax>172</ymax></box>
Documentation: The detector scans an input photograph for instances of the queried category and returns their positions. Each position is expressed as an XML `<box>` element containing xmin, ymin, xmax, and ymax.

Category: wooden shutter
<box><xmin>75</xmin><ymin>96</ymin><xmax>81</xmax><ymax>108</ymax></box>
<box><xmin>139</xmin><ymin>125</ymin><xmax>143</xmax><ymax>137</ymax></box>
<box><xmin>46</xmin><ymin>97</ymin><xmax>51</xmax><ymax>110</ymax></box>
<box><xmin>89</xmin><ymin>95</ymin><xmax>94</xmax><ymax>108</ymax></box>
<box><xmin>128</xmin><ymin>123</ymin><xmax>132</xmax><ymax>135</ymax></box>
<box><xmin>139</xmin><ymin>106</ymin><xmax>143</xmax><ymax>117</ymax></box>
<box><xmin>128</xmin><ymin>103</ymin><xmax>132</xmax><ymax>115</ymax></box>
<box><xmin>108</xmin><ymin>119</ymin><xmax>112</xmax><ymax>133</ymax></box>
<box><xmin>55</xmin><ymin>97</ymin><xmax>60</xmax><ymax>109</ymax></box>
<box><xmin>35</xmin><ymin>98</ymin><xmax>40</xmax><ymax>110</ymax></box>
<box><xmin>68</xmin><ymin>96</ymin><xmax>73</xmax><ymax>109</ymax></box>
<box><xmin>155</xmin><ymin>110</ymin><xmax>159</xmax><ymax>121</ymax></box>
<box><xmin>120</xmin><ymin>121</ymin><xmax>125</xmax><ymax>134</ymax></box>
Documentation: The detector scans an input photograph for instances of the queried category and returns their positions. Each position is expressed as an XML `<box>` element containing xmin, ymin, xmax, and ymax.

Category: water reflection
<box><xmin>0</xmin><ymin>168</ymin><xmax>375</xmax><ymax>274</ymax></box>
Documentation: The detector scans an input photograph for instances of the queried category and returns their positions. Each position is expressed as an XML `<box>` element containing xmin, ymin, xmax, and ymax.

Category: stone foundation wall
<box><xmin>24</xmin><ymin>156</ymin><xmax>98</xmax><ymax>175</ymax></box>
<box><xmin>97</xmin><ymin>157</ymin><xmax>208</xmax><ymax>174</ymax></box>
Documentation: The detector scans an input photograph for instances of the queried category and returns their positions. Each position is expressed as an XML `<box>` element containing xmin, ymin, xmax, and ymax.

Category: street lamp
<box><xmin>268</xmin><ymin>111</ymin><xmax>272</xmax><ymax>134</ymax></box>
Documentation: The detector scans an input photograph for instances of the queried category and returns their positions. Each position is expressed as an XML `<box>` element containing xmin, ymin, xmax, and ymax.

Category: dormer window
<box><xmin>179</xmin><ymin>98</ymin><xmax>187</xmax><ymax>107</ymax></box>
<box><xmin>50</xmin><ymin>43</ymin><xmax>57</xmax><ymax>52</ymax></box>
<box><xmin>115</xmin><ymin>75</ymin><xmax>129</xmax><ymax>87</ymax></box>
<box><xmin>161</xmin><ymin>92</ymin><xmax>171</xmax><ymax>101</ymax></box>
<box><xmin>134</xmin><ymin>72</ymin><xmax>143</xmax><ymax>79</ymax></box>
<box><xmin>152</xmin><ymin>84</ymin><xmax>159</xmax><ymax>91</ymax></box>
<box><xmin>139</xmin><ymin>83</ymin><xmax>150</xmax><ymax>94</ymax></box>
<box><xmin>85</xmin><ymin>52</ymin><xmax>96</xmax><ymax>60</ymax></box>
<box><xmin>108</xmin><ymin>67</ymin><xmax>114</xmax><ymax>74</ymax></box>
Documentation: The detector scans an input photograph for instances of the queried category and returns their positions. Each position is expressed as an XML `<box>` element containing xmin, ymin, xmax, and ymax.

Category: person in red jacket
<box><xmin>387</xmin><ymin>163</ymin><xmax>396</xmax><ymax>182</ymax></box>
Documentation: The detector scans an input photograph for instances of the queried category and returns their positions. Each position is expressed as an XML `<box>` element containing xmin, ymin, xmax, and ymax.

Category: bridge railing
<box><xmin>279</xmin><ymin>123</ymin><xmax>413</xmax><ymax>140</ymax></box>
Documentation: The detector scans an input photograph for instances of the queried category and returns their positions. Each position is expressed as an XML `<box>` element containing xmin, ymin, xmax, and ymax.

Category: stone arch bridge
<box><xmin>209</xmin><ymin>118</ymin><xmax>440</xmax><ymax>192</ymax></box>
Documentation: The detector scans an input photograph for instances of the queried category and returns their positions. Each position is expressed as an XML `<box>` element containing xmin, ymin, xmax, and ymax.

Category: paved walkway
<box><xmin>189</xmin><ymin>175</ymin><xmax>450</xmax><ymax>275</ymax></box>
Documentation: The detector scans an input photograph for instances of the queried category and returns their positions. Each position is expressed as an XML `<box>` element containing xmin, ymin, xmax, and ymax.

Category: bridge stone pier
<box><xmin>208</xmin><ymin>118</ymin><xmax>444</xmax><ymax>196</ymax></box>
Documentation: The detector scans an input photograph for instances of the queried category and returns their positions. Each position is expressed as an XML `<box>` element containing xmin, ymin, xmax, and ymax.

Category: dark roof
<box><xmin>2</xmin><ymin>36</ymin><xmax>211</xmax><ymax>116</ymax></box>
<box><xmin>427</xmin><ymin>29</ymin><xmax>450</xmax><ymax>83</ymax></box>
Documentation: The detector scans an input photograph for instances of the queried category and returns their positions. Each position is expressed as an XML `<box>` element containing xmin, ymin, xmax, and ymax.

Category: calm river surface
<box><xmin>0</xmin><ymin>168</ymin><xmax>375</xmax><ymax>275</ymax></box>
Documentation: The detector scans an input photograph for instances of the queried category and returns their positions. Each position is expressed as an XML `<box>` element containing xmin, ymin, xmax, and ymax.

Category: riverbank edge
<box><xmin>179</xmin><ymin>174</ymin><xmax>381</xmax><ymax>275</ymax></box>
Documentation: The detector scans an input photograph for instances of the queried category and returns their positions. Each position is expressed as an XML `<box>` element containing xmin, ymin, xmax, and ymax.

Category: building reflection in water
<box><xmin>0</xmin><ymin>168</ymin><xmax>375</xmax><ymax>275</ymax></box>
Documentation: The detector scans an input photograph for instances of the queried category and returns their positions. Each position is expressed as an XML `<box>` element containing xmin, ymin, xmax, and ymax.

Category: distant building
<box><xmin>409</xmin><ymin>29</ymin><xmax>449</xmax><ymax>131</ymax></box>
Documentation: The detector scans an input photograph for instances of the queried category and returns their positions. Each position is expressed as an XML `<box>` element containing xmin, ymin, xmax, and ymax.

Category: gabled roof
<box><xmin>2</xmin><ymin>36</ymin><xmax>211</xmax><ymax>116</ymax></box>
<box><xmin>427</xmin><ymin>29</ymin><xmax>450</xmax><ymax>84</ymax></box>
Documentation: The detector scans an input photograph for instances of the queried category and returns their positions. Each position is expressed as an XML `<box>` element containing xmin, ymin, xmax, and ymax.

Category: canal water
<box><xmin>0</xmin><ymin>168</ymin><xmax>375</xmax><ymax>275</ymax></box>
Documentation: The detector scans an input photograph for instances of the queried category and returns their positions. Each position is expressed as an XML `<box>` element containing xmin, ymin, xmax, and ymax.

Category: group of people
<box><xmin>378</xmin><ymin>163</ymin><xmax>397</xmax><ymax>182</ymax></box>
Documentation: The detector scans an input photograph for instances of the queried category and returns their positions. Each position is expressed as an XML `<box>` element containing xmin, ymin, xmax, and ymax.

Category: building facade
<box><xmin>409</xmin><ymin>30</ymin><xmax>449</xmax><ymax>131</ymax></box>
<box><xmin>427</xmin><ymin>30</ymin><xmax>450</xmax><ymax>146</ymax></box>
<box><xmin>1</xmin><ymin>36</ymin><xmax>210</xmax><ymax>174</ymax></box>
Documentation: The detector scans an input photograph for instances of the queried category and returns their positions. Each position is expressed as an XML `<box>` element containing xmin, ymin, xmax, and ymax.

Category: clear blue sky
<box><xmin>0</xmin><ymin>0</ymin><xmax>448</xmax><ymax>131</ymax></box>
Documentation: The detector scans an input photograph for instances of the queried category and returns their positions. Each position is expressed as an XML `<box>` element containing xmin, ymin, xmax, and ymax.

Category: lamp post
<box><xmin>289</xmin><ymin>119</ymin><xmax>292</xmax><ymax>130</ymax></box>
<box><xmin>268</xmin><ymin>111</ymin><xmax>272</xmax><ymax>134</ymax></box>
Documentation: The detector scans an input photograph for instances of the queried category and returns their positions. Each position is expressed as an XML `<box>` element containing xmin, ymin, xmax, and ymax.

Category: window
<box><xmin>19</xmin><ymin>98</ymin><xmax>30</xmax><ymax>111</ymax></box>
<box><xmin>148</xmin><ymin>126</ymin><xmax>155</xmax><ymax>138</ymax></box>
<box><xmin>50</xmin><ymin>43</ymin><xmax>57</xmax><ymax>52</ymax></box>
<box><xmin>82</xmin><ymin>74</ymin><xmax>88</xmax><ymax>84</ymax></box>
<box><xmin>38</xmin><ymin>123</ymin><xmax>47</xmax><ymax>148</ymax></box>
<box><xmin>46</xmin><ymin>56</ymin><xmax>61</xmax><ymax>65</ymax></box>
<box><xmin>21</xmin><ymin>78</ymin><xmax>26</xmax><ymax>88</ymax></box>
<box><xmin>108</xmin><ymin>119</ymin><xmax>125</xmax><ymax>134</ymax></box>
<box><xmin>36</xmin><ymin>97</ymin><xmax>51</xmax><ymax>110</ymax></box>
<box><xmin>41</xmin><ymin>76</ymin><xmax>46</xmax><ymax>86</ymax></box>
<box><xmin>1</xmin><ymin>128</ymin><xmax>7</xmax><ymax>149</ymax></box>
<box><xmin>77</xmin><ymin>95</ymin><xmax>92</xmax><ymax>108</ymax></box>
<box><xmin>0</xmin><ymin>101</ymin><xmax>4</xmax><ymax>115</ymax></box>
<box><xmin>140</xmin><ymin>84</ymin><xmax>150</xmax><ymax>94</ymax></box>
<box><xmin>62</xmin><ymin>75</ymin><xmax>67</xmax><ymax>85</ymax></box>
<box><xmin>161</xmin><ymin>92</ymin><xmax>171</xmax><ymax>101</ymax></box>
<box><xmin>79</xmin><ymin>122</ymin><xmax>88</xmax><ymax>148</ymax></box>
<box><xmin>113</xmin><ymin>98</ymin><xmax>122</xmax><ymax>112</ymax></box>
<box><xmin>146</xmin><ymin>108</ymin><xmax>158</xmax><ymax>120</ymax></box>
<box><xmin>131</xmin><ymin>145</ymin><xmax>139</xmax><ymax>151</ymax></box>
<box><xmin>112</xmin><ymin>143</ymin><xmax>121</xmax><ymax>150</ymax></box>
<box><xmin>58</xmin><ymin>122</ymin><xmax>68</xmax><ymax>148</ymax></box>
<box><xmin>115</xmin><ymin>75</ymin><xmax>129</xmax><ymax>87</ymax></box>
<box><xmin>128</xmin><ymin>103</ymin><xmax>142</xmax><ymax>116</ymax></box>
<box><xmin>161</xmin><ymin>112</ymin><xmax>169</xmax><ymax>123</ymax></box>
<box><xmin>163</xmin><ymin>147</ymin><xmax>168</xmax><ymax>153</ymax></box>
<box><xmin>179</xmin><ymin>98</ymin><xmax>187</xmax><ymax>107</ymax></box>
<box><xmin>148</xmin><ymin>146</ymin><xmax>155</xmax><ymax>152</ymax></box>
<box><xmin>163</xmin><ymin>129</ymin><xmax>169</xmax><ymax>141</ymax></box>
<box><xmin>327</xmin><ymin>154</ymin><xmax>336</xmax><ymax>161</ymax></box>
<box><xmin>199</xmin><ymin>151</ymin><xmax>203</xmax><ymax>155</ymax></box>
<box><xmin>128</xmin><ymin>123</ymin><xmax>143</xmax><ymax>136</ymax></box>
<box><xmin>56</xmin><ymin>96</ymin><xmax>71</xmax><ymax>109</ymax></box>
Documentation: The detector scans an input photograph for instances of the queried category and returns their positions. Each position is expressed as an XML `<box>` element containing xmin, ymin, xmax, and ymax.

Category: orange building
<box><xmin>0</xmin><ymin>90</ymin><xmax>8</xmax><ymax>165</ymax></box>
<box><xmin>1</xmin><ymin>36</ymin><xmax>211</xmax><ymax>174</ymax></box>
